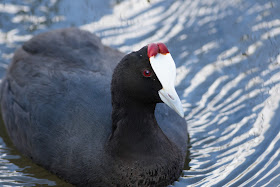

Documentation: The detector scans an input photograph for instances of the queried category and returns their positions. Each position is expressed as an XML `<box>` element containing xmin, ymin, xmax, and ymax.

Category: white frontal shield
<box><xmin>150</xmin><ymin>53</ymin><xmax>184</xmax><ymax>118</ymax></box>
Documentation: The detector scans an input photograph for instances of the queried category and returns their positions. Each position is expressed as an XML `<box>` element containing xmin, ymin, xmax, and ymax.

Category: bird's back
<box><xmin>0</xmin><ymin>28</ymin><xmax>124</xmax><ymax>183</ymax></box>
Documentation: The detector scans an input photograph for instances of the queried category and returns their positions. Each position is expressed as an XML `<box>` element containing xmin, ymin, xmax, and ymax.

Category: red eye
<box><xmin>143</xmin><ymin>69</ymin><xmax>152</xmax><ymax>77</ymax></box>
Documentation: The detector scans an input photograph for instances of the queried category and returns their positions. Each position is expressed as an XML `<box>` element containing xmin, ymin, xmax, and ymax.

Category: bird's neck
<box><xmin>109</xmin><ymin>99</ymin><xmax>171</xmax><ymax>158</ymax></box>
<box><xmin>107</xmin><ymin>98</ymin><xmax>183</xmax><ymax>186</ymax></box>
<box><xmin>112</xmin><ymin>99</ymin><xmax>157</xmax><ymax>132</ymax></box>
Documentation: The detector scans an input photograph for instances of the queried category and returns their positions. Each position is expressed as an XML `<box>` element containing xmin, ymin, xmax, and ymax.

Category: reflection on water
<box><xmin>1</xmin><ymin>0</ymin><xmax>280</xmax><ymax>186</ymax></box>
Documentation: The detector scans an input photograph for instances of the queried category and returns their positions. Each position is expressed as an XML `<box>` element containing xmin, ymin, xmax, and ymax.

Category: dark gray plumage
<box><xmin>0</xmin><ymin>28</ymin><xmax>188</xmax><ymax>186</ymax></box>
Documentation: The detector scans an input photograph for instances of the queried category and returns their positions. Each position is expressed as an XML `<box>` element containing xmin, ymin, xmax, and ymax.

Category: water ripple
<box><xmin>0</xmin><ymin>0</ymin><xmax>280</xmax><ymax>186</ymax></box>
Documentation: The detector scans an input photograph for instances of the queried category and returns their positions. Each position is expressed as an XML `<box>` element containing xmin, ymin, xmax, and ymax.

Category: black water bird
<box><xmin>0</xmin><ymin>28</ymin><xmax>188</xmax><ymax>186</ymax></box>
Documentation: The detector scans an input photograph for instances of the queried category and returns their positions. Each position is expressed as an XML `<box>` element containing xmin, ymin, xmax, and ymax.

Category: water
<box><xmin>0</xmin><ymin>0</ymin><xmax>280</xmax><ymax>186</ymax></box>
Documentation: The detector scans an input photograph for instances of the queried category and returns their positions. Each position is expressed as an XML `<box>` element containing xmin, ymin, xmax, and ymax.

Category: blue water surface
<box><xmin>1</xmin><ymin>0</ymin><xmax>280</xmax><ymax>186</ymax></box>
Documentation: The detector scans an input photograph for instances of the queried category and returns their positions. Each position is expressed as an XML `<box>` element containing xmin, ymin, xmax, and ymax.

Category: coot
<box><xmin>0</xmin><ymin>28</ymin><xmax>188</xmax><ymax>186</ymax></box>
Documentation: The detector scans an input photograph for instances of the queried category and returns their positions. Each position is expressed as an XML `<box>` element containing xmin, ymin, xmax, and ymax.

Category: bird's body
<box><xmin>0</xmin><ymin>28</ymin><xmax>188</xmax><ymax>186</ymax></box>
